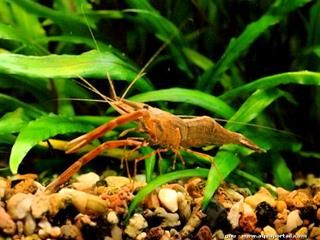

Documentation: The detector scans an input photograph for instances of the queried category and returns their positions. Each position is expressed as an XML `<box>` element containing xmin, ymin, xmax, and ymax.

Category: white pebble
<box><xmin>158</xmin><ymin>188</ymin><xmax>178</xmax><ymax>213</ymax></box>
<box><xmin>7</xmin><ymin>193</ymin><xmax>34</xmax><ymax>220</ymax></box>
<box><xmin>284</xmin><ymin>209</ymin><xmax>303</xmax><ymax>232</ymax></box>
<box><xmin>72</xmin><ymin>172</ymin><xmax>100</xmax><ymax>190</ymax></box>
<box><xmin>107</xmin><ymin>211</ymin><xmax>119</xmax><ymax>224</ymax></box>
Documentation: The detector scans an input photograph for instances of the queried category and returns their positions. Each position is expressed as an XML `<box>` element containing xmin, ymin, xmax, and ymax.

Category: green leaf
<box><xmin>0</xmin><ymin>108</ymin><xmax>29</xmax><ymax>135</ymax></box>
<box><xmin>0</xmin><ymin>23</ymin><xmax>21</xmax><ymax>41</ymax></box>
<box><xmin>10</xmin><ymin>0</ymin><xmax>89</xmax><ymax>35</ymax></box>
<box><xmin>141</xmin><ymin>147</ymin><xmax>156</xmax><ymax>183</ymax></box>
<box><xmin>125</xmin><ymin>0</ymin><xmax>190</xmax><ymax>76</ymax></box>
<box><xmin>0</xmin><ymin>94</ymin><xmax>45</xmax><ymax>118</ymax></box>
<box><xmin>220</xmin><ymin>71</ymin><xmax>320</xmax><ymax>101</ymax></box>
<box><xmin>271</xmin><ymin>153</ymin><xmax>294</xmax><ymax>190</ymax></box>
<box><xmin>0</xmin><ymin>74</ymin><xmax>49</xmax><ymax>101</ymax></box>
<box><xmin>0</xmin><ymin>51</ymin><xmax>153</xmax><ymax>92</ymax></box>
<box><xmin>126</xmin><ymin>168</ymin><xmax>209</xmax><ymax>221</ymax></box>
<box><xmin>201</xmin><ymin>150</ymin><xmax>240</xmax><ymax>210</ymax></box>
<box><xmin>9</xmin><ymin>114</ymin><xmax>95</xmax><ymax>174</ymax></box>
<box><xmin>183</xmin><ymin>47</ymin><xmax>214</xmax><ymax>70</ymax></box>
<box><xmin>197</xmin><ymin>0</ymin><xmax>311</xmax><ymax>91</ymax></box>
<box><xmin>130</xmin><ymin>88</ymin><xmax>235</xmax><ymax>119</ymax></box>
<box><xmin>226</xmin><ymin>88</ymin><xmax>286</xmax><ymax>132</ymax></box>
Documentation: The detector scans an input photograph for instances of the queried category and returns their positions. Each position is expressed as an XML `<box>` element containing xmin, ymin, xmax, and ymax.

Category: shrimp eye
<box><xmin>143</xmin><ymin>105</ymin><xmax>149</xmax><ymax>109</ymax></box>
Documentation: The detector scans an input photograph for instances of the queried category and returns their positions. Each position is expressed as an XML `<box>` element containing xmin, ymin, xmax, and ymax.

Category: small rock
<box><xmin>227</xmin><ymin>200</ymin><xmax>242</xmax><ymax>229</ymax></box>
<box><xmin>60</xmin><ymin>223</ymin><xmax>80</xmax><ymax>239</ymax></box>
<box><xmin>50</xmin><ymin>226</ymin><xmax>62</xmax><ymax>238</ymax></box>
<box><xmin>196</xmin><ymin>225</ymin><xmax>212</xmax><ymax>240</ymax></box>
<box><xmin>158</xmin><ymin>188</ymin><xmax>178</xmax><ymax>213</ymax></box>
<box><xmin>107</xmin><ymin>211</ymin><xmax>119</xmax><ymax>224</ymax></box>
<box><xmin>111</xmin><ymin>225</ymin><xmax>123</xmax><ymax>240</ymax></box>
<box><xmin>295</xmin><ymin>226</ymin><xmax>308</xmax><ymax>237</ymax></box>
<box><xmin>262</xmin><ymin>225</ymin><xmax>278</xmax><ymax>240</ymax></box>
<box><xmin>275</xmin><ymin>200</ymin><xmax>287</xmax><ymax>212</ymax></box>
<box><xmin>239</xmin><ymin>203</ymin><xmax>257</xmax><ymax>232</ymax></box>
<box><xmin>31</xmin><ymin>194</ymin><xmax>50</xmax><ymax>218</ymax></box>
<box><xmin>124</xmin><ymin>213</ymin><xmax>148</xmax><ymax>238</ymax></box>
<box><xmin>136</xmin><ymin>232</ymin><xmax>147</xmax><ymax>240</ymax></box>
<box><xmin>7</xmin><ymin>193</ymin><xmax>34</xmax><ymax>220</ymax></box>
<box><xmin>310</xmin><ymin>226</ymin><xmax>320</xmax><ymax>238</ymax></box>
<box><xmin>255</xmin><ymin>201</ymin><xmax>277</xmax><ymax>227</ymax></box>
<box><xmin>105</xmin><ymin>176</ymin><xmax>130</xmax><ymax>188</ymax></box>
<box><xmin>212</xmin><ymin>230</ymin><xmax>225</xmax><ymax>240</ymax></box>
<box><xmin>24</xmin><ymin>213</ymin><xmax>36</xmax><ymax>235</ymax></box>
<box><xmin>147</xmin><ymin>207</ymin><xmax>181</xmax><ymax>228</ymax></box>
<box><xmin>284</xmin><ymin>189</ymin><xmax>312</xmax><ymax>208</ymax></box>
<box><xmin>144</xmin><ymin>191</ymin><xmax>160</xmax><ymax>209</ymax></box>
<box><xmin>0</xmin><ymin>178</ymin><xmax>7</xmax><ymax>199</ymax></box>
<box><xmin>245</xmin><ymin>188</ymin><xmax>275</xmax><ymax>209</ymax></box>
<box><xmin>177</xmin><ymin>191</ymin><xmax>192</xmax><ymax>220</ymax></box>
<box><xmin>0</xmin><ymin>205</ymin><xmax>16</xmax><ymax>234</ymax></box>
<box><xmin>284</xmin><ymin>209</ymin><xmax>303</xmax><ymax>232</ymax></box>
<box><xmin>313</xmin><ymin>192</ymin><xmax>320</xmax><ymax>205</ymax></box>
<box><xmin>72</xmin><ymin>172</ymin><xmax>99</xmax><ymax>191</ymax></box>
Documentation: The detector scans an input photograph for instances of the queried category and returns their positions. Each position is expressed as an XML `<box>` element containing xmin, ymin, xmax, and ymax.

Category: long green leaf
<box><xmin>125</xmin><ymin>0</ymin><xmax>190</xmax><ymax>76</ymax></box>
<box><xmin>220</xmin><ymin>71</ymin><xmax>320</xmax><ymax>101</ymax></box>
<box><xmin>201</xmin><ymin>150</ymin><xmax>240</xmax><ymax>210</ymax></box>
<box><xmin>130</xmin><ymin>88</ymin><xmax>235</xmax><ymax>119</ymax></box>
<box><xmin>226</xmin><ymin>88</ymin><xmax>286</xmax><ymax>132</ymax></box>
<box><xmin>271</xmin><ymin>153</ymin><xmax>294</xmax><ymax>190</ymax></box>
<box><xmin>0</xmin><ymin>51</ymin><xmax>153</xmax><ymax>92</ymax></box>
<box><xmin>197</xmin><ymin>0</ymin><xmax>311</xmax><ymax>91</ymax></box>
<box><xmin>0</xmin><ymin>109</ymin><xmax>29</xmax><ymax>135</ymax></box>
<box><xmin>9</xmin><ymin>114</ymin><xmax>95</xmax><ymax>174</ymax></box>
<box><xmin>10</xmin><ymin>0</ymin><xmax>89</xmax><ymax>35</ymax></box>
<box><xmin>126</xmin><ymin>168</ymin><xmax>209</xmax><ymax>221</ymax></box>
<box><xmin>0</xmin><ymin>94</ymin><xmax>45</xmax><ymax>118</ymax></box>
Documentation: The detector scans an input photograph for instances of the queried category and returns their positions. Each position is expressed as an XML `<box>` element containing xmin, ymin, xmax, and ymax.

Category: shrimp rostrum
<box><xmin>46</xmin><ymin>81</ymin><xmax>264</xmax><ymax>193</ymax></box>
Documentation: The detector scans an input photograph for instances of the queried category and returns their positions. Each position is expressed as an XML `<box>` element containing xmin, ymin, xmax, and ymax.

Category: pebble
<box><xmin>262</xmin><ymin>225</ymin><xmax>278</xmax><ymax>240</ymax></box>
<box><xmin>24</xmin><ymin>213</ymin><xmax>36</xmax><ymax>235</ymax></box>
<box><xmin>245</xmin><ymin>188</ymin><xmax>275</xmax><ymax>209</ymax></box>
<box><xmin>60</xmin><ymin>224</ymin><xmax>80</xmax><ymax>239</ymax></box>
<box><xmin>124</xmin><ymin>213</ymin><xmax>148</xmax><ymax>238</ymax></box>
<box><xmin>295</xmin><ymin>226</ymin><xmax>308</xmax><ymax>237</ymax></box>
<box><xmin>310</xmin><ymin>226</ymin><xmax>320</xmax><ymax>238</ymax></box>
<box><xmin>275</xmin><ymin>200</ymin><xmax>287</xmax><ymax>212</ymax></box>
<box><xmin>0</xmin><ymin>205</ymin><xmax>16</xmax><ymax>234</ymax></box>
<box><xmin>107</xmin><ymin>211</ymin><xmax>119</xmax><ymax>224</ymax></box>
<box><xmin>72</xmin><ymin>172</ymin><xmax>99</xmax><ymax>191</ymax></box>
<box><xmin>158</xmin><ymin>188</ymin><xmax>178</xmax><ymax>213</ymax></box>
<box><xmin>286</xmin><ymin>190</ymin><xmax>312</xmax><ymax>208</ymax></box>
<box><xmin>284</xmin><ymin>209</ymin><xmax>303</xmax><ymax>232</ymax></box>
<box><xmin>7</xmin><ymin>193</ymin><xmax>33</xmax><ymax>220</ymax></box>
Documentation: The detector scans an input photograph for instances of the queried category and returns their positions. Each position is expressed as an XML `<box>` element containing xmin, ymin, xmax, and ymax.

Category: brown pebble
<box><xmin>310</xmin><ymin>226</ymin><xmax>320</xmax><ymax>238</ymax></box>
<box><xmin>239</xmin><ymin>214</ymin><xmax>257</xmax><ymax>233</ymax></box>
<box><xmin>275</xmin><ymin>200</ymin><xmax>287</xmax><ymax>212</ymax></box>
<box><xmin>285</xmin><ymin>190</ymin><xmax>312</xmax><ymax>208</ymax></box>
<box><xmin>295</xmin><ymin>226</ymin><xmax>308</xmax><ymax>237</ymax></box>
<box><xmin>317</xmin><ymin>208</ymin><xmax>320</xmax><ymax>221</ymax></box>
<box><xmin>61</xmin><ymin>224</ymin><xmax>81</xmax><ymax>239</ymax></box>
<box><xmin>314</xmin><ymin>192</ymin><xmax>320</xmax><ymax>205</ymax></box>
<box><xmin>196</xmin><ymin>225</ymin><xmax>212</xmax><ymax>240</ymax></box>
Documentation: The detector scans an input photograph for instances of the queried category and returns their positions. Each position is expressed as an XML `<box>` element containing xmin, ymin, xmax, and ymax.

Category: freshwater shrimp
<box><xmin>45</xmin><ymin>16</ymin><xmax>264</xmax><ymax>194</ymax></box>
<box><xmin>45</xmin><ymin>72</ymin><xmax>264</xmax><ymax>193</ymax></box>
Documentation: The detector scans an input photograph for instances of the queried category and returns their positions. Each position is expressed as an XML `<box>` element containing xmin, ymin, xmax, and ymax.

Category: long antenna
<box><xmin>121</xmin><ymin>41</ymin><xmax>170</xmax><ymax>99</ymax></box>
<box><xmin>81</xmin><ymin>4</ymin><xmax>101</xmax><ymax>54</ymax></box>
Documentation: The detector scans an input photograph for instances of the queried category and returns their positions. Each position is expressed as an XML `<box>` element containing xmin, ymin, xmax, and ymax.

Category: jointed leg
<box><xmin>46</xmin><ymin>139</ymin><xmax>144</xmax><ymax>193</ymax></box>
<box><xmin>182</xmin><ymin>148</ymin><xmax>224</xmax><ymax>183</ymax></box>
<box><xmin>66</xmin><ymin>109</ymin><xmax>156</xmax><ymax>153</ymax></box>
